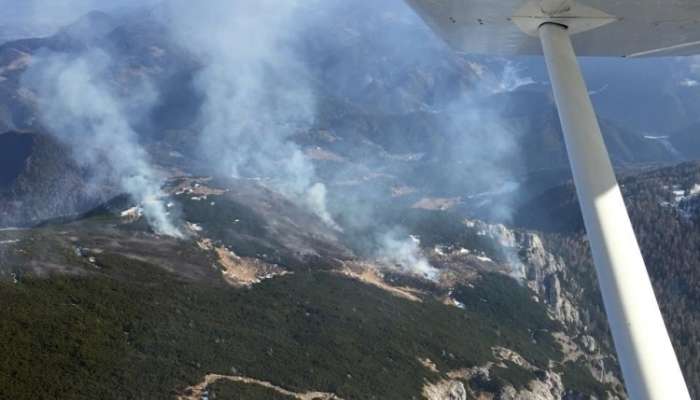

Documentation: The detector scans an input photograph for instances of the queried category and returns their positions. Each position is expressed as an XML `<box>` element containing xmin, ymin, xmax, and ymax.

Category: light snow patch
<box><xmin>120</xmin><ymin>207</ymin><xmax>143</xmax><ymax>219</ymax></box>
<box><xmin>476</xmin><ymin>255</ymin><xmax>493</xmax><ymax>263</ymax></box>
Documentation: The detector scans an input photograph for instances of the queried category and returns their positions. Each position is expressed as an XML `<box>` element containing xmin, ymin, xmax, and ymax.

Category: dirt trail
<box><xmin>339</xmin><ymin>261</ymin><xmax>423</xmax><ymax>302</ymax></box>
<box><xmin>178</xmin><ymin>374</ymin><xmax>344</xmax><ymax>400</ymax></box>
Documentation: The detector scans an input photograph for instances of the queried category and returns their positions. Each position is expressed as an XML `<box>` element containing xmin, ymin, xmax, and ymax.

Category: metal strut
<box><xmin>538</xmin><ymin>22</ymin><xmax>690</xmax><ymax>400</ymax></box>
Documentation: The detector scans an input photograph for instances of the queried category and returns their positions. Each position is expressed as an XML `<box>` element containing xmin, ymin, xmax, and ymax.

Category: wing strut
<box><xmin>539</xmin><ymin>22</ymin><xmax>690</xmax><ymax>400</ymax></box>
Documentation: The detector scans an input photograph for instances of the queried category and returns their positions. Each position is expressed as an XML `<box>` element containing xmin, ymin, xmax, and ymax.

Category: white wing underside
<box><xmin>406</xmin><ymin>0</ymin><xmax>700</xmax><ymax>57</ymax></box>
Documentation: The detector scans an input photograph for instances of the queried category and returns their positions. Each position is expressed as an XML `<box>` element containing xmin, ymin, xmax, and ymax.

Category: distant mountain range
<box><xmin>2</xmin><ymin>3</ymin><xmax>700</xmax><ymax>399</ymax></box>
<box><xmin>0</xmin><ymin>5</ymin><xmax>696</xmax><ymax>227</ymax></box>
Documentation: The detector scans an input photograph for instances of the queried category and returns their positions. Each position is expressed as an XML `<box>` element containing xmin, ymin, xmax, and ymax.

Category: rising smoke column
<box><xmin>164</xmin><ymin>0</ymin><xmax>335</xmax><ymax>226</ymax></box>
<box><xmin>377</xmin><ymin>230</ymin><xmax>439</xmax><ymax>280</ymax></box>
<box><xmin>161</xmin><ymin>0</ymin><xmax>534</xmax><ymax>278</ymax></box>
<box><xmin>22</xmin><ymin>50</ymin><xmax>183</xmax><ymax>237</ymax></box>
<box><xmin>307</xmin><ymin>1</ymin><xmax>534</xmax><ymax>278</ymax></box>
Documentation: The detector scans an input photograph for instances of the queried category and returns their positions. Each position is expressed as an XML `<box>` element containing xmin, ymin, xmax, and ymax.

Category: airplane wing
<box><xmin>405</xmin><ymin>1</ymin><xmax>695</xmax><ymax>399</ymax></box>
<box><xmin>406</xmin><ymin>0</ymin><xmax>700</xmax><ymax>57</ymax></box>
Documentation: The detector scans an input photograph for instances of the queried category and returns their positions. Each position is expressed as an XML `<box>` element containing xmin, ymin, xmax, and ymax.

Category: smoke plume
<box><xmin>22</xmin><ymin>49</ymin><xmax>182</xmax><ymax>237</ymax></box>
<box><xmin>303</xmin><ymin>1</ymin><xmax>532</xmax><ymax>276</ymax></box>
<box><xmin>377</xmin><ymin>230</ymin><xmax>439</xmax><ymax>281</ymax></box>
<box><xmin>163</xmin><ymin>0</ymin><xmax>335</xmax><ymax>226</ymax></box>
<box><xmin>21</xmin><ymin>0</ymin><xmax>535</xmax><ymax>277</ymax></box>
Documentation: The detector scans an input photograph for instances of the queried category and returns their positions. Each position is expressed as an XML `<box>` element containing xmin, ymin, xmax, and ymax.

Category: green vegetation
<box><xmin>453</xmin><ymin>273</ymin><xmax>561</xmax><ymax>369</ymax></box>
<box><xmin>175</xmin><ymin>189</ymin><xmax>343</xmax><ymax>271</ymax></box>
<box><xmin>560</xmin><ymin>361</ymin><xmax>609</xmax><ymax>399</ymax></box>
<box><xmin>469</xmin><ymin>361</ymin><xmax>537</xmax><ymax>393</ymax></box>
<box><xmin>207</xmin><ymin>380</ymin><xmax>296</xmax><ymax>399</ymax></box>
<box><xmin>348</xmin><ymin>208</ymin><xmax>509</xmax><ymax>264</ymax></box>
<box><xmin>178</xmin><ymin>195</ymin><xmax>269</xmax><ymax>244</ymax></box>
<box><xmin>0</xmin><ymin>249</ymin><xmax>563</xmax><ymax>400</ymax></box>
<box><xmin>178</xmin><ymin>194</ymin><xmax>282</xmax><ymax>263</ymax></box>
<box><xmin>527</xmin><ymin>161</ymin><xmax>700</xmax><ymax>398</ymax></box>
<box><xmin>489</xmin><ymin>361</ymin><xmax>533</xmax><ymax>392</ymax></box>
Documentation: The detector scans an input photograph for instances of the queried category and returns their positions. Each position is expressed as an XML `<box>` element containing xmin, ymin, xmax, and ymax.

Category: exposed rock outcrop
<box><xmin>499</xmin><ymin>371</ymin><xmax>564</xmax><ymax>400</ymax></box>
<box><xmin>457</xmin><ymin>220</ymin><xmax>627</xmax><ymax>399</ymax></box>
<box><xmin>422</xmin><ymin>380</ymin><xmax>467</xmax><ymax>400</ymax></box>
<box><xmin>463</xmin><ymin>219</ymin><xmax>580</xmax><ymax>328</ymax></box>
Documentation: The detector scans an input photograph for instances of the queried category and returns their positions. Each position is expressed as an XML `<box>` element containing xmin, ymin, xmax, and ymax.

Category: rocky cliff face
<box><xmin>462</xmin><ymin>219</ymin><xmax>580</xmax><ymax>327</ymax></box>
<box><xmin>458</xmin><ymin>219</ymin><xmax>627</xmax><ymax>399</ymax></box>
<box><xmin>3</xmin><ymin>4</ymin><xmax>694</xmax><ymax>399</ymax></box>
<box><xmin>423</xmin><ymin>348</ymin><xmax>565</xmax><ymax>400</ymax></box>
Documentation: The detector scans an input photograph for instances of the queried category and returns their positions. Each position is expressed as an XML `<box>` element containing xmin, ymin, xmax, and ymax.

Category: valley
<box><xmin>1</xmin><ymin>1</ymin><xmax>699</xmax><ymax>399</ymax></box>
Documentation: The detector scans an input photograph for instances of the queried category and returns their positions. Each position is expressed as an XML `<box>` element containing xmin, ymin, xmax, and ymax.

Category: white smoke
<box><xmin>377</xmin><ymin>231</ymin><xmax>438</xmax><ymax>281</ymax></box>
<box><xmin>163</xmin><ymin>0</ymin><xmax>335</xmax><ymax>227</ymax></box>
<box><xmin>468</xmin><ymin>60</ymin><xmax>536</xmax><ymax>94</ymax></box>
<box><xmin>11</xmin><ymin>0</ymin><xmax>540</xmax><ymax>280</ymax></box>
<box><xmin>495</xmin><ymin>62</ymin><xmax>537</xmax><ymax>93</ymax></box>
<box><xmin>444</xmin><ymin>96</ymin><xmax>521</xmax><ymax>221</ymax></box>
<box><xmin>305</xmin><ymin>182</ymin><xmax>338</xmax><ymax>228</ymax></box>
<box><xmin>22</xmin><ymin>49</ymin><xmax>183</xmax><ymax>237</ymax></box>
